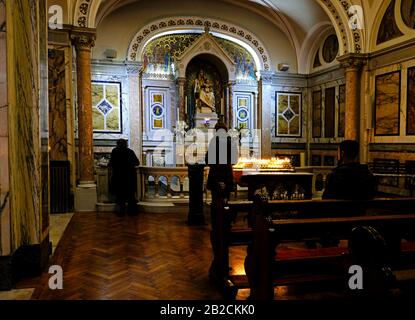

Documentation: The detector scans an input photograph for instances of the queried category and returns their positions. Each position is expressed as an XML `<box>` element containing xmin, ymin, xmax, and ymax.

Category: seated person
<box><xmin>323</xmin><ymin>140</ymin><xmax>376</xmax><ymax>200</ymax></box>
<box><xmin>317</xmin><ymin>140</ymin><xmax>376</xmax><ymax>247</ymax></box>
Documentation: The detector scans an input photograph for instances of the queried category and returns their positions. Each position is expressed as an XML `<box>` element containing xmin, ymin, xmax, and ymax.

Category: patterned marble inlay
<box><xmin>97</xmin><ymin>100</ymin><xmax>113</xmax><ymax>115</ymax></box>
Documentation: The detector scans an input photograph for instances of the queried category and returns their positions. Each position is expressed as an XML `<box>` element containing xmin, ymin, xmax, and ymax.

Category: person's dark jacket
<box><xmin>205</xmin><ymin>135</ymin><xmax>237</xmax><ymax>197</ymax></box>
<box><xmin>109</xmin><ymin>146</ymin><xmax>140</xmax><ymax>196</ymax></box>
<box><xmin>322</xmin><ymin>162</ymin><xmax>376</xmax><ymax>200</ymax></box>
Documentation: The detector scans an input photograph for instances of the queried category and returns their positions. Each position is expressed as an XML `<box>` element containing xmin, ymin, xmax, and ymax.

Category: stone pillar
<box><xmin>126</xmin><ymin>62</ymin><xmax>142</xmax><ymax>160</ymax></box>
<box><xmin>338</xmin><ymin>54</ymin><xmax>366</xmax><ymax>141</ymax></box>
<box><xmin>259</xmin><ymin>71</ymin><xmax>273</xmax><ymax>158</ymax></box>
<box><xmin>1</xmin><ymin>0</ymin><xmax>49</xmax><ymax>288</ymax></box>
<box><xmin>71</xmin><ymin>28</ymin><xmax>97</xmax><ymax>212</ymax></box>
<box><xmin>228</xmin><ymin>81</ymin><xmax>235</xmax><ymax>128</ymax></box>
<box><xmin>178</xmin><ymin>77</ymin><xmax>186</xmax><ymax>122</ymax></box>
<box><xmin>0</xmin><ymin>0</ymin><xmax>11</xmax><ymax>262</ymax></box>
<box><xmin>360</xmin><ymin>63</ymin><xmax>371</xmax><ymax>163</ymax></box>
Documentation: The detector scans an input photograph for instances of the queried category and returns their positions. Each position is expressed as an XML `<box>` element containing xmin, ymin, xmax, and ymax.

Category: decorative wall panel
<box><xmin>338</xmin><ymin>84</ymin><xmax>346</xmax><ymax>137</ymax></box>
<box><xmin>48</xmin><ymin>49</ymin><xmax>67</xmax><ymax>161</ymax></box>
<box><xmin>375</xmin><ymin>71</ymin><xmax>400</xmax><ymax>136</ymax></box>
<box><xmin>235</xmin><ymin>93</ymin><xmax>253</xmax><ymax>130</ymax></box>
<box><xmin>324</xmin><ymin>87</ymin><xmax>335</xmax><ymax>138</ymax></box>
<box><xmin>407</xmin><ymin>67</ymin><xmax>415</xmax><ymax>135</ymax></box>
<box><xmin>92</xmin><ymin>81</ymin><xmax>122</xmax><ymax>133</ymax></box>
<box><xmin>312</xmin><ymin>91</ymin><xmax>322</xmax><ymax>138</ymax></box>
<box><xmin>276</xmin><ymin>92</ymin><xmax>301</xmax><ymax>137</ymax></box>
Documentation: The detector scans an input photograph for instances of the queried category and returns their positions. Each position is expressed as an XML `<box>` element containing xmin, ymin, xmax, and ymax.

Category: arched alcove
<box><xmin>185</xmin><ymin>54</ymin><xmax>229</xmax><ymax>127</ymax></box>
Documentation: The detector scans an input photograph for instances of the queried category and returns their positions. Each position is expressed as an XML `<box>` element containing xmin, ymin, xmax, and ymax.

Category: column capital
<box><xmin>177</xmin><ymin>77</ymin><xmax>186</xmax><ymax>85</ymax></box>
<box><xmin>260</xmin><ymin>70</ymin><xmax>274</xmax><ymax>84</ymax></box>
<box><xmin>125</xmin><ymin>61</ymin><xmax>142</xmax><ymax>76</ymax></box>
<box><xmin>337</xmin><ymin>53</ymin><xmax>368</xmax><ymax>71</ymax></box>
<box><xmin>71</xmin><ymin>27</ymin><xmax>96</xmax><ymax>51</ymax></box>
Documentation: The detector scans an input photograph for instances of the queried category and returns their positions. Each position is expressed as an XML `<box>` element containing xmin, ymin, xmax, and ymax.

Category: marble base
<box><xmin>0</xmin><ymin>256</ymin><xmax>12</xmax><ymax>290</ymax></box>
<box><xmin>0</xmin><ymin>236</ymin><xmax>51</xmax><ymax>290</ymax></box>
<box><xmin>74</xmin><ymin>185</ymin><xmax>97</xmax><ymax>212</ymax></box>
<box><xmin>194</xmin><ymin>112</ymin><xmax>219</xmax><ymax>129</ymax></box>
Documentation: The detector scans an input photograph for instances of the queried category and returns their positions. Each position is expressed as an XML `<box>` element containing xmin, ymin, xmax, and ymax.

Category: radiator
<box><xmin>50</xmin><ymin>161</ymin><xmax>72</xmax><ymax>213</ymax></box>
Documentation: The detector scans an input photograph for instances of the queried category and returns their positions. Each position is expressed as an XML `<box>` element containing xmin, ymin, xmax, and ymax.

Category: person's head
<box><xmin>117</xmin><ymin>139</ymin><xmax>128</xmax><ymax>148</ymax></box>
<box><xmin>338</xmin><ymin>140</ymin><xmax>359</xmax><ymax>163</ymax></box>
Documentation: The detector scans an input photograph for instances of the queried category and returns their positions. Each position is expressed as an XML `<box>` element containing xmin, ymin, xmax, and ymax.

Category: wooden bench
<box><xmin>210</xmin><ymin>196</ymin><xmax>415</xmax><ymax>299</ymax></box>
<box><xmin>246</xmin><ymin>198</ymin><xmax>415</xmax><ymax>300</ymax></box>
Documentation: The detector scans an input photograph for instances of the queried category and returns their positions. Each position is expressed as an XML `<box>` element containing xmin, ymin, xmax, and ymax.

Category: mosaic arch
<box><xmin>141</xmin><ymin>33</ymin><xmax>257</xmax><ymax>81</ymax></box>
<box><xmin>127</xmin><ymin>17</ymin><xmax>270</xmax><ymax>71</ymax></box>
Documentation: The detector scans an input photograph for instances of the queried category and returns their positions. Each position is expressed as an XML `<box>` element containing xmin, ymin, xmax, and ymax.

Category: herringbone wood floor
<box><xmin>31</xmin><ymin>211</ymin><xmax>242</xmax><ymax>300</ymax></box>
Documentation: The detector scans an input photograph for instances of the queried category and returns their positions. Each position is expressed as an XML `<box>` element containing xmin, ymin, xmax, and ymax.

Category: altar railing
<box><xmin>137</xmin><ymin>166</ymin><xmax>210</xmax><ymax>202</ymax></box>
<box><xmin>96</xmin><ymin>165</ymin><xmax>334</xmax><ymax>204</ymax></box>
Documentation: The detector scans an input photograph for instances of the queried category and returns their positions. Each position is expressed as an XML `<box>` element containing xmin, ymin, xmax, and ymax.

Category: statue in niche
<box><xmin>194</xmin><ymin>69</ymin><xmax>215</xmax><ymax>113</ymax></box>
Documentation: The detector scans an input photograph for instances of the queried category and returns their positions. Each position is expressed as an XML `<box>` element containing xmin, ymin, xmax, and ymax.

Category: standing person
<box><xmin>205</xmin><ymin>123</ymin><xmax>238</xmax><ymax>281</ymax></box>
<box><xmin>205</xmin><ymin>123</ymin><xmax>238</xmax><ymax>224</ymax></box>
<box><xmin>323</xmin><ymin>140</ymin><xmax>376</xmax><ymax>200</ymax></box>
<box><xmin>109</xmin><ymin>139</ymin><xmax>140</xmax><ymax>216</ymax></box>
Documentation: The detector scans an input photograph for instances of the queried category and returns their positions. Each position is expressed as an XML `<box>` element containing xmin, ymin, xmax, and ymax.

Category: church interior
<box><xmin>1</xmin><ymin>0</ymin><xmax>415</xmax><ymax>301</ymax></box>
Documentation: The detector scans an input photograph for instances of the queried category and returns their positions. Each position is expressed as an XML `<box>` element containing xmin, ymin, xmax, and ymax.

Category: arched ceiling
<box><xmin>64</xmin><ymin>0</ymin><xmax>387</xmax><ymax>72</ymax></box>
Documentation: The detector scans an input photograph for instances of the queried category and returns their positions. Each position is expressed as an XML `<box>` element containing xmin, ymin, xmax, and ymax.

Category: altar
<box><xmin>233</xmin><ymin>158</ymin><xmax>313</xmax><ymax>200</ymax></box>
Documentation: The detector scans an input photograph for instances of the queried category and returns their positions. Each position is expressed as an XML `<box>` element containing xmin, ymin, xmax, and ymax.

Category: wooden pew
<box><xmin>209</xmin><ymin>196</ymin><xmax>252</xmax><ymax>294</ymax></box>
<box><xmin>210</xmin><ymin>196</ymin><xmax>415</xmax><ymax>299</ymax></box>
<box><xmin>246</xmin><ymin>197</ymin><xmax>415</xmax><ymax>300</ymax></box>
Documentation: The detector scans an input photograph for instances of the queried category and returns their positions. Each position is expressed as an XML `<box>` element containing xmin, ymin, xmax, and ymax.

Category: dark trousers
<box><xmin>116</xmin><ymin>192</ymin><xmax>138</xmax><ymax>215</ymax></box>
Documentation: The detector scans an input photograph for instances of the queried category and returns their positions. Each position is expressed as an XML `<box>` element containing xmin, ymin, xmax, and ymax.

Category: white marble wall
<box><xmin>127</xmin><ymin>63</ymin><xmax>141</xmax><ymax>159</ymax></box>
<box><xmin>0</xmin><ymin>0</ymin><xmax>11</xmax><ymax>256</ymax></box>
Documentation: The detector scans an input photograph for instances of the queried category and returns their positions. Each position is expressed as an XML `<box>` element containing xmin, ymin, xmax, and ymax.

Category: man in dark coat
<box><xmin>205</xmin><ymin>123</ymin><xmax>238</xmax><ymax>221</ymax></box>
<box><xmin>323</xmin><ymin>140</ymin><xmax>376</xmax><ymax>200</ymax></box>
<box><xmin>205</xmin><ymin>123</ymin><xmax>238</xmax><ymax>280</ymax></box>
<box><xmin>109</xmin><ymin>139</ymin><xmax>140</xmax><ymax>216</ymax></box>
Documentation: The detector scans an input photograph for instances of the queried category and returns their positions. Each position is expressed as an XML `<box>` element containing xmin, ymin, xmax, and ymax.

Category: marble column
<box><xmin>71</xmin><ymin>28</ymin><xmax>97</xmax><ymax>212</ymax></box>
<box><xmin>71</xmin><ymin>28</ymin><xmax>96</xmax><ymax>184</ymax></box>
<box><xmin>1</xmin><ymin>0</ymin><xmax>51</xmax><ymax>284</ymax></box>
<box><xmin>126</xmin><ymin>62</ymin><xmax>142</xmax><ymax>161</ymax></box>
<box><xmin>0</xmin><ymin>0</ymin><xmax>10</xmax><ymax>258</ymax></box>
<box><xmin>228</xmin><ymin>81</ymin><xmax>235</xmax><ymax>129</ymax></box>
<box><xmin>338</xmin><ymin>54</ymin><xmax>366</xmax><ymax>141</ymax></box>
<box><xmin>360</xmin><ymin>63</ymin><xmax>371</xmax><ymax>163</ymax></box>
<box><xmin>178</xmin><ymin>77</ymin><xmax>186</xmax><ymax>122</ymax></box>
<box><xmin>259</xmin><ymin>71</ymin><xmax>274</xmax><ymax>158</ymax></box>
